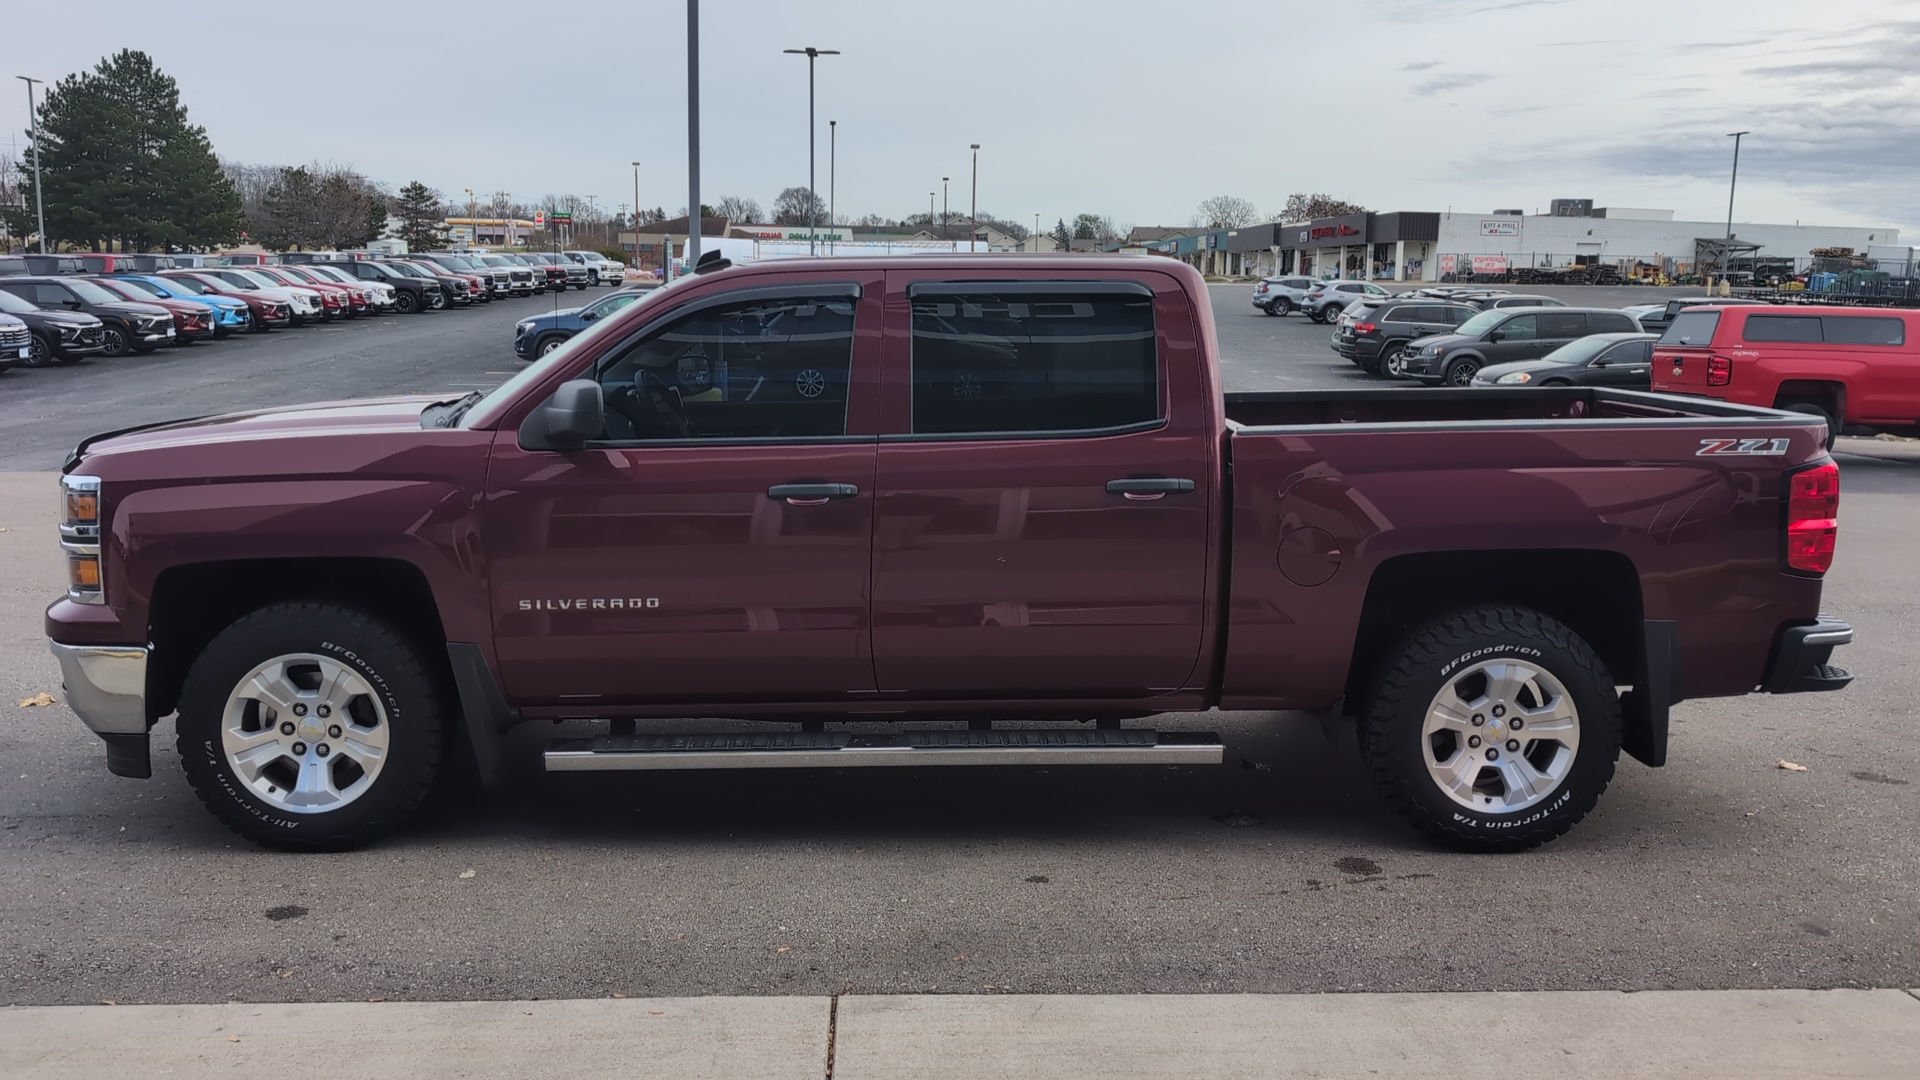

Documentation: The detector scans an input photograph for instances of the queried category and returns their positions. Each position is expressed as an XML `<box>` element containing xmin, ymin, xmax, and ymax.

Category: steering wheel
<box><xmin>636</xmin><ymin>369</ymin><xmax>699</xmax><ymax>438</ymax></box>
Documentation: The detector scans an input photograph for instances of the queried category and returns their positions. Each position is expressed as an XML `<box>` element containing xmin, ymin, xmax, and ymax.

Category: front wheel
<box><xmin>176</xmin><ymin>603</ymin><xmax>447</xmax><ymax>852</ymax></box>
<box><xmin>1443</xmin><ymin>358</ymin><xmax>1480</xmax><ymax>386</ymax></box>
<box><xmin>536</xmin><ymin>333</ymin><xmax>568</xmax><ymax>356</ymax></box>
<box><xmin>1363</xmin><ymin>606</ymin><xmax>1621</xmax><ymax>853</ymax></box>
<box><xmin>99</xmin><ymin>326</ymin><xmax>130</xmax><ymax>357</ymax></box>
<box><xmin>394</xmin><ymin>291</ymin><xmax>419</xmax><ymax>314</ymax></box>
<box><xmin>24</xmin><ymin>334</ymin><xmax>55</xmax><ymax>367</ymax></box>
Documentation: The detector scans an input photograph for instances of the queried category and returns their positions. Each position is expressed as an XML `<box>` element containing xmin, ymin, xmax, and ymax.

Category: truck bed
<box><xmin>1223</xmin><ymin>386</ymin><xmax>1806</xmax><ymax>429</ymax></box>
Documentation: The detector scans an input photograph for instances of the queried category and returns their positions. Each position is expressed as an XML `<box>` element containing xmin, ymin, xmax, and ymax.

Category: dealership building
<box><xmin>1167</xmin><ymin>200</ymin><xmax>1900</xmax><ymax>282</ymax></box>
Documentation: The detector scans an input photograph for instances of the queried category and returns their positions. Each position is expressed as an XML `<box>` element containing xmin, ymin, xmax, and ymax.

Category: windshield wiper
<box><xmin>423</xmin><ymin>390</ymin><xmax>484</xmax><ymax>429</ymax></box>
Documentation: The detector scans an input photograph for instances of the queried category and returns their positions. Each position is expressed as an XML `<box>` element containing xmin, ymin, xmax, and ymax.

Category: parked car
<box><xmin>1302</xmin><ymin>280</ymin><xmax>1391</xmax><ymax>323</ymax></box>
<box><xmin>1332</xmin><ymin>299</ymin><xmax>1481</xmax><ymax>375</ymax></box>
<box><xmin>1473</xmin><ymin>333</ymin><xmax>1659</xmax><ymax>388</ymax></box>
<box><xmin>84</xmin><ymin>277</ymin><xmax>217</xmax><ymax>343</ymax></box>
<box><xmin>299</xmin><ymin>263</ymin><xmax>398</xmax><ymax>311</ymax></box>
<box><xmin>562</xmin><ymin>249</ymin><xmax>618</xmax><ymax>287</ymax></box>
<box><xmin>264</xmin><ymin>264</ymin><xmax>376</xmax><ymax>314</ymax></box>
<box><xmin>472</xmin><ymin>254</ymin><xmax>537</xmax><ymax>296</ymax></box>
<box><xmin>45</xmin><ymin>256</ymin><xmax>1849</xmax><ymax>857</ymax></box>
<box><xmin>246</xmin><ymin>265</ymin><xmax>356</xmax><ymax>320</ymax></box>
<box><xmin>156</xmin><ymin>272</ymin><xmax>294</xmax><ymax>331</ymax></box>
<box><xmin>522</xmin><ymin>253</ymin><xmax>585</xmax><ymax>291</ymax></box>
<box><xmin>390</xmin><ymin>259</ymin><xmax>479</xmax><ymax>306</ymax></box>
<box><xmin>1652</xmin><ymin>304</ymin><xmax>1920</xmax><ymax>446</ymax></box>
<box><xmin>22</xmin><ymin>254</ymin><xmax>85</xmax><ymax>275</ymax></box>
<box><xmin>0</xmin><ymin>275</ymin><xmax>175</xmax><ymax>355</ymax></box>
<box><xmin>1251</xmin><ymin>275</ymin><xmax>1321</xmax><ymax>316</ymax></box>
<box><xmin>108</xmin><ymin>274</ymin><xmax>253</xmax><ymax>337</ymax></box>
<box><xmin>326</xmin><ymin>260</ymin><xmax>447</xmax><ymax>313</ymax></box>
<box><xmin>189</xmin><ymin>267</ymin><xmax>328</xmax><ymax>324</ymax></box>
<box><xmin>0</xmin><ymin>254</ymin><xmax>27</xmax><ymax>277</ymax></box>
<box><xmin>0</xmin><ymin>287</ymin><xmax>105</xmax><ymax>365</ymax></box>
<box><xmin>0</xmin><ymin>310</ymin><xmax>29</xmax><ymax>373</ymax></box>
<box><xmin>512</xmin><ymin>287</ymin><xmax>652</xmax><ymax>359</ymax></box>
<box><xmin>401</xmin><ymin>255</ymin><xmax>490</xmax><ymax>302</ymax></box>
<box><xmin>212</xmin><ymin>253</ymin><xmax>271</xmax><ymax>266</ymax></box>
<box><xmin>1633</xmin><ymin>296</ymin><xmax>1758</xmax><ymax>335</ymax></box>
<box><xmin>1393</xmin><ymin>307</ymin><xmax>1644</xmax><ymax>385</ymax></box>
<box><xmin>429</xmin><ymin>253</ymin><xmax>513</xmax><ymax>298</ymax></box>
<box><xmin>1465</xmin><ymin>293</ymin><xmax>1568</xmax><ymax>311</ymax></box>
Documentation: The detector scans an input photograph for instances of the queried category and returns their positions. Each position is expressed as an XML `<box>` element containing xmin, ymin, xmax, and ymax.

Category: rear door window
<box><xmin>1743</xmin><ymin>315</ymin><xmax>1823</xmax><ymax>343</ymax></box>
<box><xmin>908</xmin><ymin>284</ymin><xmax>1159</xmax><ymax>436</ymax></box>
<box><xmin>1661</xmin><ymin>311</ymin><xmax>1721</xmax><ymax>345</ymax></box>
<box><xmin>1590</xmin><ymin>312</ymin><xmax>1639</xmax><ymax>333</ymax></box>
<box><xmin>1538</xmin><ymin>312</ymin><xmax>1587</xmax><ymax>338</ymax></box>
<box><xmin>1822</xmin><ymin>316</ymin><xmax>1905</xmax><ymax>346</ymax></box>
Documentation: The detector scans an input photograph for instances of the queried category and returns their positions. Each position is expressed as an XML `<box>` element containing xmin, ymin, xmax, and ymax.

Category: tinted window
<box><xmin>1743</xmin><ymin>315</ymin><xmax>1823</xmax><ymax>343</ymax></box>
<box><xmin>910</xmin><ymin>288</ymin><xmax>1158</xmax><ymax>436</ymax></box>
<box><xmin>1494</xmin><ymin>314</ymin><xmax>1538</xmax><ymax>340</ymax></box>
<box><xmin>1597</xmin><ymin>341</ymin><xmax>1651</xmax><ymax>365</ymax></box>
<box><xmin>598</xmin><ymin>294</ymin><xmax>856</xmax><ymax>441</ymax></box>
<box><xmin>1823</xmin><ymin>316</ymin><xmax>1905</xmax><ymax>346</ymax></box>
<box><xmin>1660</xmin><ymin>311</ymin><xmax>1721</xmax><ymax>345</ymax></box>
<box><xmin>1381</xmin><ymin>306</ymin><xmax>1420</xmax><ymax>322</ymax></box>
<box><xmin>1446</xmin><ymin>306</ymin><xmax>1478</xmax><ymax>325</ymax></box>
<box><xmin>1338</xmin><ymin>283</ymin><xmax>1363</xmax><ymax>293</ymax></box>
<box><xmin>34</xmin><ymin>283</ymin><xmax>75</xmax><ymax>305</ymax></box>
<box><xmin>1591</xmin><ymin>312</ymin><xmax>1639</xmax><ymax>333</ymax></box>
<box><xmin>1537</xmin><ymin>312</ymin><xmax>1587</xmax><ymax>338</ymax></box>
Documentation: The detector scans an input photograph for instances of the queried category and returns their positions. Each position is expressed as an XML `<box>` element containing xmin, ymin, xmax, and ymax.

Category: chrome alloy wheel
<box><xmin>795</xmin><ymin>368</ymin><xmax>826</xmax><ymax>398</ymax></box>
<box><xmin>1420</xmin><ymin>658</ymin><xmax>1579</xmax><ymax>813</ymax></box>
<box><xmin>220</xmin><ymin>653</ymin><xmax>390</xmax><ymax>813</ymax></box>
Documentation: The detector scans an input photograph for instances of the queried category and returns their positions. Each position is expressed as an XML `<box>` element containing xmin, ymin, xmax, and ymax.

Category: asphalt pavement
<box><xmin>0</xmin><ymin>281</ymin><xmax>1916</xmax><ymax>1008</ymax></box>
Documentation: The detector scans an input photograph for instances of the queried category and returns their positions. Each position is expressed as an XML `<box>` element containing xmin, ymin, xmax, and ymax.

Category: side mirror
<box><xmin>522</xmin><ymin>379</ymin><xmax>605</xmax><ymax>450</ymax></box>
<box><xmin>580</xmin><ymin>310</ymin><xmax>598</xmax><ymax>321</ymax></box>
<box><xmin>1487</xmin><ymin>331</ymin><xmax>1505</xmax><ymax>343</ymax></box>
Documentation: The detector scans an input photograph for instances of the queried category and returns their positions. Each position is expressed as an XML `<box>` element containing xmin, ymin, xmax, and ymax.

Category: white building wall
<box><xmin>1432</xmin><ymin>213</ymin><xmax>1898</xmax><ymax>269</ymax></box>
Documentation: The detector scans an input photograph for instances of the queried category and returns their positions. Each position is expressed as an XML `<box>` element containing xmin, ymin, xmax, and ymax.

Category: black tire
<box><xmin>1262</xmin><ymin>301</ymin><xmax>1279</xmax><ymax>316</ymax></box>
<box><xmin>536</xmin><ymin>333</ymin><xmax>568</xmax><ymax>356</ymax></box>
<box><xmin>1363</xmin><ymin>341</ymin><xmax>1405</xmax><ymax>376</ymax></box>
<box><xmin>23</xmin><ymin>333</ymin><xmax>55</xmax><ymax>367</ymax></box>
<box><xmin>394</xmin><ymin>290</ymin><xmax>419</xmax><ymax>315</ymax></box>
<box><xmin>1541</xmin><ymin>378</ymin><xmax>1571</xmax><ymax>387</ymax></box>
<box><xmin>1276</xmin><ymin>299</ymin><xmax>1293</xmax><ymax>315</ymax></box>
<box><xmin>99</xmin><ymin>326</ymin><xmax>130</xmax><ymax>357</ymax></box>
<box><xmin>1443</xmin><ymin>357</ymin><xmax>1480</xmax><ymax>386</ymax></box>
<box><xmin>1781</xmin><ymin>402</ymin><xmax>1838</xmax><ymax>450</ymax></box>
<box><xmin>176</xmin><ymin>602</ymin><xmax>447</xmax><ymax>852</ymax></box>
<box><xmin>1363</xmin><ymin>606</ymin><xmax>1621</xmax><ymax>853</ymax></box>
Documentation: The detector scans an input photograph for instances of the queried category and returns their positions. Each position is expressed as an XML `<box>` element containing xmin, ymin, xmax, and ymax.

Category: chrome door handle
<box><xmin>1106</xmin><ymin>477</ymin><xmax>1196</xmax><ymax>501</ymax></box>
<box><xmin>767</xmin><ymin>482</ymin><xmax>859</xmax><ymax>506</ymax></box>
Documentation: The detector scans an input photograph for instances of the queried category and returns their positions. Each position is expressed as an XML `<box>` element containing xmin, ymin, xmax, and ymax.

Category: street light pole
<box><xmin>969</xmin><ymin>143</ymin><xmax>979</xmax><ymax>252</ymax></box>
<box><xmin>942</xmin><ymin>177</ymin><xmax>949</xmax><ymax>243</ymax></box>
<box><xmin>782</xmin><ymin>46</ymin><xmax>840</xmax><ymax>257</ymax></box>
<box><xmin>1724</xmin><ymin>130</ymin><xmax>1750</xmax><ymax>282</ymax></box>
<box><xmin>929</xmin><ymin>192</ymin><xmax>935</xmax><ymax>232</ymax></box>
<box><xmin>631</xmin><ymin>161</ymin><xmax>642</xmax><ymax>269</ymax></box>
<box><xmin>828</xmin><ymin>120</ymin><xmax>836</xmax><ymax>256</ymax></box>
<box><xmin>686</xmin><ymin>0</ymin><xmax>701</xmax><ymax>271</ymax></box>
<box><xmin>17</xmin><ymin>76</ymin><xmax>47</xmax><ymax>254</ymax></box>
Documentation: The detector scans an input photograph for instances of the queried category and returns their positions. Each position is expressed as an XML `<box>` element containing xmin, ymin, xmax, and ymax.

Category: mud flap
<box><xmin>1620</xmin><ymin>620</ymin><xmax>1680</xmax><ymax>767</ymax></box>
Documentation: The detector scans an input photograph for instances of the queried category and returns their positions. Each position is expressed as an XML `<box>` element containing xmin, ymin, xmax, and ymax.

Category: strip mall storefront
<box><xmin>1276</xmin><ymin>211</ymin><xmax>1440</xmax><ymax>280</ymax></box>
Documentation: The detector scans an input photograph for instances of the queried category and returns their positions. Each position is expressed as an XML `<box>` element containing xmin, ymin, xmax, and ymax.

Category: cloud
<box><xmin>1400</xmin><ymin>60</ymin><xmax>1442</xmax><ymax>71</ymax></box>
<box><xmin>1415</xmin><ymin>73</ymin><xmax>1494</xmax><ymax>94</ymax></box>
<box><xmin>1464</xmin><ymin>0</ymin><xmax>1571</xmax><ymax>12</ymax></box>
<box><xmin>1755</xmin><ymin>22</ymin><xmax>1920</xmax><ymax>87</ymax></box>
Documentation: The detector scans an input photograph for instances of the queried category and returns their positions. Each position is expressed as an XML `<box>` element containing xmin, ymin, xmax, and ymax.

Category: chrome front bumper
<box><xmin>49</xmin><ymin>641</ymin><xmax>149</xmax><ymax>734</ymax></box>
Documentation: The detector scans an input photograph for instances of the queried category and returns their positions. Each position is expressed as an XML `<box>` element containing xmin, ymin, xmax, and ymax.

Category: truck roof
<box><xmin>700</xmin><ymin>254</ymin><xmax>1192</xmax><ymax>276</ymax></box>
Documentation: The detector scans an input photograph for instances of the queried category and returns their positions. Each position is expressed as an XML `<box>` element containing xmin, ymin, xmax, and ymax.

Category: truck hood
<box><xmin>75</xmin><ymin>394</ymin><xmax>452</xmax><ymax>462</ymax></box>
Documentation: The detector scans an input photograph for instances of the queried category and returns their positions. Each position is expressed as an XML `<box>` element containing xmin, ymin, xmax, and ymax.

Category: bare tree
<box><xmin>714</xmin><ymin>195</ymin><xmax>762</xmax><ymax>223</ymax></box>
<box><xmin>1280</xmin><ymin>192</ymin><xmax>1367</xmax><ymax>220</ymax></box>
<box><xmin>771</xmin><ymin>186</ymin><xmax>825</xmax><ymax>227</ymax></box>
<box><xmin>1195</xmin><ymin>195</ymin><xmax>1262</xmax><ymax>229</ymax></box>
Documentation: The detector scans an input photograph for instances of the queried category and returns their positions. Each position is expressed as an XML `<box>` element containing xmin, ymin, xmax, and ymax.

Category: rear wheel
<box><xmin>1364</xmin><ymin>341</ymin><xmax>1406</xmax><ymax>376</ymax></box>
<box><xmin>1363</xmin><ymin>606</ymin><xmax>1621</xmax><ymax>853</ymax></box>
<box><xmin>1262</xmin><ymin>301</ymin><xmax>1279</xmax><ymax>316</ymax></box>
<box><xmin>176</xmin><ymin>603</ymin><xmax>447</xmax><ymax>852</ymax></box>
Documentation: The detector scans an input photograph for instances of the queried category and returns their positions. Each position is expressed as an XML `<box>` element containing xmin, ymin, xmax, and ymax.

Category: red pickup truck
<box><xmin>46</xmin><ymin>256</ymin><xmax>1854</xmax><ymax>854</ymax></box>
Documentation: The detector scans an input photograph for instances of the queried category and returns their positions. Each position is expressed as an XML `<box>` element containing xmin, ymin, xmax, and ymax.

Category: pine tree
<box><xmin>393</xmin><ymin>181</ymin><xmax>445</xmax><ymax>252</ymax></box>
<box><xmin>1050</xmin><ymin>218</ymin><xmax>1071</xmax><ymax>251</ymax></box>
<box><xmin>33</xmin><ymin>50</ymin><xmax>241</xmax><ymax>251</ymax></box>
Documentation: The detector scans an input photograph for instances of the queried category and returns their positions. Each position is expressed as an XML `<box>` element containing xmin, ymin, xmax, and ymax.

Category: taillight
<box><xmin>1707</xmin><ymin>355</ymin><xmax>1732</xmax><ymax>386</ymax></box>
<box><xmin>1255</xmin><ymin>283</ymin><xmax>1268</xmax><ymax>294</ymax></box>
<box><xmin>1785</xmin><ymin>461</ymin><xmax>1839</xmax><ymax>574</ymax></box>
<box><xmin>1354</xmin><ymin>322</ymin><xmax>1377</xmax><ymax>334</ymax></box>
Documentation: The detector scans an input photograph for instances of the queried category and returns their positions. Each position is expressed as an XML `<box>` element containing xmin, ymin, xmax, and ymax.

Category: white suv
<box><xmin>1302</xmin><ymin>280</ymin><xmax>1391</xmax><ymax>323</ymax></box>
<box><xmin>561</xmin><ymin>250</ymin><xmax>626</xmax><ymax>287</ymax></box>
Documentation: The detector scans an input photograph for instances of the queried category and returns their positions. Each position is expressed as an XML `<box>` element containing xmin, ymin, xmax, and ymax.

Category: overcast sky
<box><xmin>6</xmin><ymin>0</ymin><xmax>1917</xmax><ymax>234</ymax></box>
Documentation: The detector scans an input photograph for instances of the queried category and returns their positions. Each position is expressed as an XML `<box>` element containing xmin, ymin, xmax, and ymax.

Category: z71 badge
<box><xmin>1697</xmin><ymin>437</ymin><xmax>1791</xmax><ymax>457</ymax></box>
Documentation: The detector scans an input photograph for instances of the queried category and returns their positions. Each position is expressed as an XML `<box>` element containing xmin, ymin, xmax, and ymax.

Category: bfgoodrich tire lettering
<box><xmin>1363</xmin><ymin>605</ymin><xmax>1621</xmax><ymax>853</ymax></box>
<box><xmin>176</xmin><ymin>602</ymin><xmax>445</xmax><ymax>852</ymax></box>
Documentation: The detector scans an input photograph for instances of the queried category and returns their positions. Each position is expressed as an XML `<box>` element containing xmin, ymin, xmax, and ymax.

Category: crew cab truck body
<box><xmin>46</xmin><ymin>256</ymin><xmax>1853</xmax><ymax>854</ymax></box>
<box><xmin>1651</xmin><ymin>304</ymin><xmax>1920</xmax><ymax>443</ymax></box>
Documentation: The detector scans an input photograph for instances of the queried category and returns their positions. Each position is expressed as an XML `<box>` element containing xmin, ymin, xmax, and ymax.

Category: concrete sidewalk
<box><xmin>4</xmin><ymin>989</ymin><xmax>1917</xmax><ymax>1079</ymax></box>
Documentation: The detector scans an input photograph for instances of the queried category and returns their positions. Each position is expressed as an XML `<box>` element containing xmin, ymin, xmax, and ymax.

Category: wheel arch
<box><xmin>1772</xmin><ymin>379</ymin><xmax>1847</xmax><ymax>421</ymax></box>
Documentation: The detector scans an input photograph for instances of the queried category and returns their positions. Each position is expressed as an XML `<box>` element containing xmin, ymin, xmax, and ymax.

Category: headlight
<box><xmin>1495</xmin><ymin>371</ymin><xmax>1533</xmax><ymax>385</ymax></box>
<box><xmin>516</xmin><ymin>321</ymin><xmax>535</xmax><ymax>335</ymax></box>
<box><xmin>59</xmin><ymin>474</ymin><xmax>104</xmax><ymax>604</ymax></box>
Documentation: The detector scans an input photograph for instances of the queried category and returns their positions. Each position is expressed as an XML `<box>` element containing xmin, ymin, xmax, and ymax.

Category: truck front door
<box><xmin>484</xmin><ymin>277</ymin><xmax>883</xmax><ymax>705</ymax></box>
<box><xmin>869</xmin><ymin>273</ymin><xmax>1215</xmax><ymax>699</ymax></box>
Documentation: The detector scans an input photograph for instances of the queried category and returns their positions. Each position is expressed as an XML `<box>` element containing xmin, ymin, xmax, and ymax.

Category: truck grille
<box><xmin>0</xmin><ymin>327</ymin><xmax>28</xmax><ymax>349</ymax></box>
<box><xmin>510</xmin><ymin>270</ymin><xmax>533</xmax><ymax>284</ymax></box>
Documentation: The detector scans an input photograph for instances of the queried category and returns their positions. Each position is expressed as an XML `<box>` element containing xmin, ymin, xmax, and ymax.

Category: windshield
<box><xmin>437</xmin><ymin>257</ymin><xmax>474</xmax><ymax>270</ymax></box>
<box><xmin>88</xmin><ymin>278</ymin><xmax>148</xmax><ymax>301</ymax></box>
<box><xmin>1539</xmin><ymin>336</ymin><xmax>1615</xmax><ymax>366</ymax></box>
<box><xmin>1454</xmin><ymin>310</ymin><xmax>1509</xmax><ymax>337</ymax></box>
<box><xmin>1661</xmin><ymin>310</ymin><xmax>1722</xmax><ymax>346</ymax></box>
<box><xmin>115</xmin><ymin>277</ymin><xmax>172</xmax><ymax>298</ymax></box>
<box><xmin>306</xmin><ymin>266</ymin><xmax>350</xmax><ymax>283</ymax></box>
<box><xmin>462</xmin><ymin>281</ymin><xmax>689</xmax><ymax>428</ymax></box>
<box><xmin>0</xmin><ymin>289</ymin><xmax>37</xmax><ymax>314</ymax></box>
<box><xmin>478</xmin><ymin>256</ymin><xmax>509</xmax><ymax>266</ymax></box>
<box><xmin>231</xmin><ymin>270</ymin><xmax>280</xmax><ymax>289</ymax></box>
<box><xmin>64</xmin><ymin>279</ymin><xmax>125</xmax><ymax>304</ymax></box>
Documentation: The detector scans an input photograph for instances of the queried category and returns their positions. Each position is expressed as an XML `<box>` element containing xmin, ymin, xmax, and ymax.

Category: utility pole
<box><xmin>782</xmin><ymin>46</ymin><xmax>840</xmax><ymax>256</ymax></box>
<box><xmin>1724</xmin><ymin>130</ymin><xmax>1750</xmax><ymax>283</ymax></box>
<box><xmin>829</xmin><ymin>120</ymin><xmax>837</xmax><ymax>256</ymax></box>
<box><xmin>17</xmin><ymin>76</ymin><xmax>47</xmax><ymax>254</ymax></box>
<box><xmin>929</xmin><ymin>192</ymin><xmax>935</xmax><ymax>230</ymax></box>
<box><xmin>686</xmin><ymin>0</ymin><xmax>702</xmax><ymax>270</ymax></box>
<box><xmin>969</xmin><ymin>143</ymin><xmax>980</xmax><ymax>252</ymax></box>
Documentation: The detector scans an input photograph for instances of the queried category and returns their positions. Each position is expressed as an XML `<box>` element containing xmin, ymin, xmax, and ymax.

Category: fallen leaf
<box><xmin>19</xmin><ymin>693</ymin><xmax>56</xmax><ymax>708</ymax></box>
<box><xmin>951</xmin><ymin>954</ymin><xmax>969</xmax><ymax>962</ymax></box>
<box><xmin>458</xmin><ymin>869</ymin><xmax>476</xmax><ymax>879</ymax></box>
<box><xmin>1777</xmin><ymin>760</ymin><xmax>1809</xmax><ymax>772</ymax></box>
<box><xmin>776</xmin><ymin>946</ymin><xmax>793</xmax><ymax>954</ymax></box>
<box><xmin>611</xmin><ymin>993</ymin><xmax>627</xmax><ymax>999</ymax></box>
<box><xmin>648</xmin><ymin>1010</ymin><xmax>664</xmax><ymax>1016</ymax></box>
<box><xmin>668</xmin><ymin>934</ymin><xmax>685</xmax><ymax>941</ymax></box>
<box><xmin>278</xmin><ymin>969</ymin><xmax>295</xmax><ymax>979</ymax></box>
<box><xmin>227</xmin><ymin>1036</ymin><xmax>241</xmax><ymax>1043</ymax></box>
<box><xmin>367</xmin><ymin>997</ymin><xmax>385</xmax><ymax>1003</ymax></box>
<box><xmin>100</xmin><ymin>1000</ymin><xmax>116</xmax><ymax>1006</ymax></box>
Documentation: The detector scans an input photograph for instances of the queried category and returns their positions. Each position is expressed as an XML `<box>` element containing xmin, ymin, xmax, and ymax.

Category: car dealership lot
<box><xmin>1</xmin><ymin>282</ymin><xmax>1915</xmax><ymax>1006</ymax></box>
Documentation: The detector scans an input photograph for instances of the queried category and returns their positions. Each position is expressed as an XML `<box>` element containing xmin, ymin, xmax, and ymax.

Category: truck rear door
<box><xmin>868</xmin><ymin>272</ymin><xmax>1215</xmax><ymax>698</ymax></box>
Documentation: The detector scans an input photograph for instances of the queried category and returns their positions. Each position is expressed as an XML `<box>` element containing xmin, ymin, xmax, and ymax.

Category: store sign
<box><xmin>1479</xmin><ymin>219</ymin><xmax>1520</xmax><ymax>236</ymax></box>
<box><xmin>1300</xmin><ymin>224</ymin><xmax>1361</xmax><ymax>241</ymax></box>
<box><xmin>738</xmin><ymin>228</ymin><xmax>849</xmax><ymax>241</ymax></box>
<box><xmin>1439</xmin><ymin>254</ymin><xmax>1458</xmax><ymax>274</ymax></box>
<box><xmin>1471</xmin><ymin>254</ymin><xmax>1510</xmax><ymax>273</ymax></box>
<box><xmin>1292</xmin><ymin>213</ymin><xmax>1370</xmax><ymax>249</ymax></box>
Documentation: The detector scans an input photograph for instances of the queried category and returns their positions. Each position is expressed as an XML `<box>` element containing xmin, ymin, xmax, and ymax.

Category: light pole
<box><xmin>942</xmin><ymin>177</ymin><xmax>949</xmax><ymax>242</ymax></box>
<box><xmin>828</xmin><ymin>119</ymin><xmax>836</xmax><ymax>255</ymax></box>
<box><xmin>969</xmin><ymin>143</ymin><xmax>980</xmax><ymax>252</ymax></box>
<box><xmin>631</xmin><ymin>161</ymin><xmax>642</xmax><ymax>268</ymax></box>
<box><xmin>1724</xmin><ymin>130</ymin><xmax>1750</xmax><ymax>283</ymax></box>
<box><xmin>782</xmin><ymin>47</ymin><xmax>839</xmax><ymax>255</ymax></box>
<box><xmin>17</xmin><ymin>76</ymin><xmax>46</xmax><ymax>254</ymax></box>
<box><xmin>686</xmin><ymin>0</ymin><xmax>701</xmax><ymax>272</ymax></box>
<box><xmin>1035</xmin><ymin>213</ymin><xmax>1040</xmax><ymax>252</ymax></box>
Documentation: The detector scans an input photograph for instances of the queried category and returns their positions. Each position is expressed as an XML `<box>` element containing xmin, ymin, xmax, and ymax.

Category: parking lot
<box><xmin>1</xmin><ymin>282</ymin><xmax>1916</xmax><ymax>1007</ymax></box>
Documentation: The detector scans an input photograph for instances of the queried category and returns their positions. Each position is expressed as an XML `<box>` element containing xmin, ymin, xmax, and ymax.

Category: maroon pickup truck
<box><xmin>46</xmin><ymin>256</ymin><xmax>1854</xmax><ymax>853</ymax></box>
